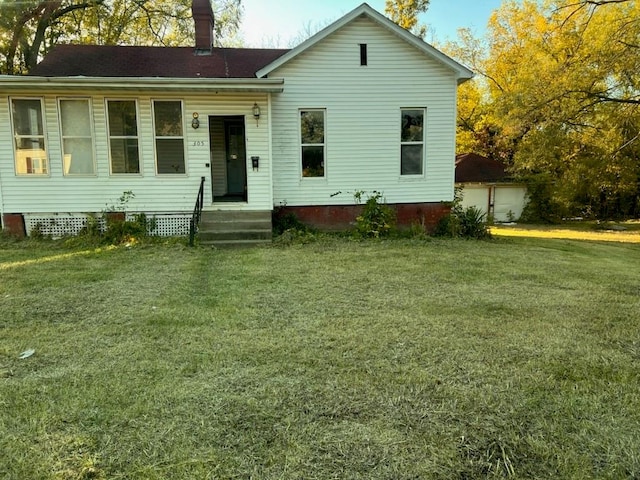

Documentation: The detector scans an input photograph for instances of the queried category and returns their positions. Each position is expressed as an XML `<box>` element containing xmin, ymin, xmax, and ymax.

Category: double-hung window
<box><xmin>59</xmin><ymin>98</ymin><xmax>95</xmax><ymax>175</ymax></box>
<box><xmin>107</xmin><ymin>100</ymin><xmax>140</xmax><ymax>174</ymax></box>
<box><xmin>400</xmin><ymin>108</ymin><xmax>425</xmax><ymax>176</ymax></box>
<box><xmin>11</xmin><ymin>98</ymin><xmax>48</xmax><ymax>175</ymax></box>
<box><xmin>153</xmin><ymin>100</ymin><xmax>186</xmax><ymax>174</ymax></box>
<box><xmin>300</xmin><ymin>109</ymin><xmax>325</xmax><ymax>178</ymax></box>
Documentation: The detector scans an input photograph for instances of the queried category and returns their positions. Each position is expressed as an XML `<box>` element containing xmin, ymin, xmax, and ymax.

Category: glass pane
<box><xmin>108</xmin><ymin>101</ymin><xmax>138</xmax><ymax>136</ymax></box>
<box><xmin>156</xmin><ymin>139</ymin><xmax>185</xmax><ymax>174</ymax></box>
<box><xmin>60</xmin><ymin>100</ymin><xmax>91</xmax><ymax>136</ymax></box>
<box><xmin>154</xmin><ymin>101</ymin><xmax>183</xmax><ymax>136</ymax></box>
<box><xmin>12</xmin><ymin>99</ymin><xmax>44</xmax><ymax>136</ymax></box>
<box><xmin>301</xmin><ymin>110</ymin><xmax>324</xmax><ymax>144</ymax></box>
<box><xmin>15</xmin><ymin>138</ymin><xmax>47</xmax><ymax>174</ymax></box>
<box><xmin>302</xmin><ymin>145</ymin><xmax>324</xmax><ymax>177</ymax></box>
<box><xmin>401</xmin><ymin>144</ymin><xmax>423</xmax><ymax>175</ymax></box>
<box><xmin>63</xmin><ymin>138</ymin><xmax>94</xmax><ymax>175</ymax></box>
<box><xmin>110</xmin><ymin>138</ymin><xmax>140</xmax><ymax>174</ymax></box>
<box><xmin>401</xmin><ymin>109</ymin><xmax>424</xmax><ymax>142</ymax></box>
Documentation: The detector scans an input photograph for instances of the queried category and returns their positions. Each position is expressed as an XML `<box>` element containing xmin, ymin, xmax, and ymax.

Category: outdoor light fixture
<box><xmin>252</xmin><ymin>103</ymin><xmax>261</xmax><ymax>126</ymax></box>
<box><xmin>191</xmin><ymin>112</ymin><xmax>200</xmax><ymax>129</ymax></box>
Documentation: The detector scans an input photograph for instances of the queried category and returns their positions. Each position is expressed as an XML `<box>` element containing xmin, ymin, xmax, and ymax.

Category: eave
<box><xmin>0</xmin><ymin>76</ymin><xmax>285</xmax><ymax>93</ymax></box>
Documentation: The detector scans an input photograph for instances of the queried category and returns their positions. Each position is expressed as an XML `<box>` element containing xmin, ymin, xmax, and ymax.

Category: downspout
<box><xmin>268</xmin><ymin>92</ymin><xmax>274</xmax><ymax>210</ymax></box>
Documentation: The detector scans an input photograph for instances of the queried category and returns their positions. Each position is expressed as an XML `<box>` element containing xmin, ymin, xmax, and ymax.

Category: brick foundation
<box><xmin>278</xmin><ymin>202</ymin><xmax>450</xmax><ymax>232</ymax></box>
<box><xmin>2</xmin><ymin>214</ymin><xmax>26</xmax><ymax>237</ymax></box>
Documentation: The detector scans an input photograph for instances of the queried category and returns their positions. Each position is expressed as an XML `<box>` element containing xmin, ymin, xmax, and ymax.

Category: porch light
<box><xmin>252</xmin><ymin>103</ymin><xmax>261</xmax><ymax>126</ymax></box>
<box><xmin>191</xmin><ymin>112</ymin><xmax>200</xmax><ymax>129</ymax></box>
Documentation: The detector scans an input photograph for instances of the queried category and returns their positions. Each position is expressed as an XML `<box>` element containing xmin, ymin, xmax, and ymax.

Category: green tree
<box><xmin>0</xmin><ymin>0</ymin><xmax>243</xmax><ymax>75</ymax></box>
<box><xmin>447</xmin><ymin>0</ymin><xmax>640</xmax><ymax>219</ymax></box>
<box><xmin>385</xmin><ymin>0</ymin><xmax>429</xmax><ymax>38</ymax></box>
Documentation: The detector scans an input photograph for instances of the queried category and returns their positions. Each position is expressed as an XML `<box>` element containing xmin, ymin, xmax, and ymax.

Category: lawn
<box><xmin>1</xmin><ymin>236</ymin><xmax>639</xmax><ymax>479</ymax></box>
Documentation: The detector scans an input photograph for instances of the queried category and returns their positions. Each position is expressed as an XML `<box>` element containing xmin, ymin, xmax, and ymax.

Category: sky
<box><xmin>239</xmin><ymin>0</ymin><xmax>504</xmax><ymax>48</ymax></box>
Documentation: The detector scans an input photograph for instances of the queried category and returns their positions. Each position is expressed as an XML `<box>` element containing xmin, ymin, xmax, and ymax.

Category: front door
<box><xmin>225</xmin><ymin>121</ymin><xmax>246</xmax><ymax>197</ymax></box>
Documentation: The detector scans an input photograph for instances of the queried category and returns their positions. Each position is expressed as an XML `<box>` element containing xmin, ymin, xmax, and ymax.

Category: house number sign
<box><xmin>192</xmin><ymin>140</ymin><xmax>207</xmax><ymax>147</ymax></box>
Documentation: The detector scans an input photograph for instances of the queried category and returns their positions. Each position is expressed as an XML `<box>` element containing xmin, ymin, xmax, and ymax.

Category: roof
<box><xmin>28</xmin><ymin>45</ymin><xmax>289</xmax><ymax>78</ymax></box>
<box><xmin>455</xmin><ymin>153</ymin><xmax>510</xmax><ymax>183</ymax></box>
<box><xmin>256</xmin><ymin>3</ymin><xmax>474</xmax><ymax>84</ymax></box>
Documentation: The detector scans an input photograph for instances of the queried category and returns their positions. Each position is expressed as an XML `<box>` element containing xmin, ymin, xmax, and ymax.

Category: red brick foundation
<box><xmin>278</xmin><ymin>202</ymin><xmax>450</xmax><ymax>232</ymax></box>
<box><xmin>1</xmin><ymin>214</ymin><xmax>26</xmax><ymax>237</ymax></box>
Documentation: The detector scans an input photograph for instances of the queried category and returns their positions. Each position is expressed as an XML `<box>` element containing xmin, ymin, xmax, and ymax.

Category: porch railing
<box><xmin>189</xmin><ymin>176</ymin><xmax>205</xmax><ymax>246</ymax></box>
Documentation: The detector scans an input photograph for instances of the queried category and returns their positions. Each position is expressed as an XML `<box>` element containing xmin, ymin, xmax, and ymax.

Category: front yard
<box><xmin>1</xmin><ymin>236</ymin><xmax>639</xmax><ymax>479</ymax></box>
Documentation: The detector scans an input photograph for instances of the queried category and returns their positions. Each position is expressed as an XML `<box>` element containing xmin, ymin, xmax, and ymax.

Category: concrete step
<box><xmin>197</xmin><ymin>209</ymin><xmax>272</xmax><ymax>247</ymax></box>
<box><xmin>200</xmin><ymin>238</ymin><xmax>272</xmax><ymax>248</ymax></box>
<box><xmin>199</xmin><ymin>229</ymin><xmax>272</xmax><ymax>242</ymax></box>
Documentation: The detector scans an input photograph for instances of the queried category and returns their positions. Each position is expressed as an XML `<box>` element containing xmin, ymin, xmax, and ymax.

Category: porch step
<box><xmin>198</xmin><ymin>210</ymin><xmax>272</xmax><ymax>247</ymax></box>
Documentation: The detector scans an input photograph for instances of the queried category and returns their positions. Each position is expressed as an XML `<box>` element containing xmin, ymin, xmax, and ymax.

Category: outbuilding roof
<box><xmin>455</xmin><ymin>153</ymin><xmax>510</xmax><ymax>183</ymax></box>
<box><xmin>28</xmin><ymin>45</ymin><xmax>289</xmax><ymax>78</ymax></box>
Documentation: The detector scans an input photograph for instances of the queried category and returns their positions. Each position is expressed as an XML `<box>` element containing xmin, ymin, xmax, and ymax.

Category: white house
<box><xmin>0</xmin><ymin>1</ymin><xmax>473</xmax><ymax>239</ymax></box>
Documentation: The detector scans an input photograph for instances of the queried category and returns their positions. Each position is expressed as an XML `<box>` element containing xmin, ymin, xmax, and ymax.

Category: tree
<box><xmin>446</xmin><ymin>0</ymin><xmax>640</xmax><ymax>219</ymax></box>
<box><xmin>0</xmin><ymin>0</ymin><xmax>243</xmax><ymax>75</ymax></box>
<box><xmin>385</xmin><ymin>0</ymin><xmax>429</xmax><ymax>38</ymax></box>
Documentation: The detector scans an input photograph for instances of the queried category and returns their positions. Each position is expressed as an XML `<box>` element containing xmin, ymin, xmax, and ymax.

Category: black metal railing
<box><xmin>189</xmin><ymin>176</ymin><xmax>205</xmax><ymax>246</ymax></box>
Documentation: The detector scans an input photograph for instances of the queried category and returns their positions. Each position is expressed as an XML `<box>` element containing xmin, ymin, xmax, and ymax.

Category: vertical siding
<box><xmin>0</xmin><ymin>91</ymin><xmax>272</xmax><ymax>215</ymax></box>
<box><xmin>270</xmin><ymin>16</ymin><xmax>458</xmax><ymax>206</ymax></box>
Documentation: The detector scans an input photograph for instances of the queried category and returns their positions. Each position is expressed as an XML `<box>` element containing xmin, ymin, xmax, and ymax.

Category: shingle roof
<box><xmin>28</xmin><ymin>45</ymin><xmax>289</xmax><ymax>78</ymax></box>
<box><xmin>455</xmin><ymin>153</ymin><xmax>509</xmax><ymax>183</ymax></box>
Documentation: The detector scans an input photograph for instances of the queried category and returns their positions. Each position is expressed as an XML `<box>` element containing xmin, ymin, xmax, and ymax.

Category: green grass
<box><xmin>1</xmin><ymin>236</ymin><xmax>639</xmax><ymax>479</ymax></box>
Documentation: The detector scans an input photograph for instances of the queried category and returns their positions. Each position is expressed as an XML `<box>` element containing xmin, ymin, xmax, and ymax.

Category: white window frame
<box><xmin>299</xmin><ymin>108</ymin><xmax>326</xmax><ymax>179</ymax></box>
<box><xmin>106</xmin><ymin>98</ymin><xmax>142</xmax><ymax>175</ymax></box>
<box><xmin>58</xmin><ymin>97</ymin><xmax>96</xmax><ymax>176</ymax></box>
<box><xmin>400</xmin><ymin>107</ymin><xmax>426</xmax><ymax>177</ymax></box>
<box><xmin>151</xmin><ymin>99</ymin><xmax>187</xmax><ymax>175</ymax></box>
<box><xmin>10</xmin><ymin>97</ymin><xmax>49</xmax><ymax>176</ymax></box>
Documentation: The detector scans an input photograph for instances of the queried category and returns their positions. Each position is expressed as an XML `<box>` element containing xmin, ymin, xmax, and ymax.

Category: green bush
<box><xmin>435</xmin><ymin>188</ymin><xmax>491</xmax><ymax>239</ymax></box>
<box><xmin>354</xmin><ymin>191</ymin><xmax>396</xmax><ymax>238</ymax></box>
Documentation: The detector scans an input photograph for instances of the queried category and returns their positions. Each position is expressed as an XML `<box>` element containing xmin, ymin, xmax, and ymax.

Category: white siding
<box><xmin>270</xmin><ymin>16</ymin><xmax>458</xmax><ymax>206</ymax></box>
<box><xmin>0</xmin><ymin>92</ymin><xmax>272</xmax><ymax>216</ymax></box>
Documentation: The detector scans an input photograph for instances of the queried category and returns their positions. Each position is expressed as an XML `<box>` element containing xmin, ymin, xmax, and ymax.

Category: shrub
<box><xmin>354</xmin><ymin>191</ymin><xmax>396</xmax><ymax>238</ymax></box>
<box><xmin>435</xmin><ymin>188</ymin><xmax>491</xmax><ymax>239</ymax></box>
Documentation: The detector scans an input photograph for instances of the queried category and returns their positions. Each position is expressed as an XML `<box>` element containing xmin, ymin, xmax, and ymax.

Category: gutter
<box><xmin>0</xmin><ymin>75</ymin><xmax>285</xmax><ymax>93</ymax></box>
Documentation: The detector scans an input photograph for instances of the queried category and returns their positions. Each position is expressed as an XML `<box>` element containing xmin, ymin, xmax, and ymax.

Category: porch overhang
<box><xmin>0</xmin><ymin>76</ymin><xmax>284</xmax><ymax>93</ymax></box>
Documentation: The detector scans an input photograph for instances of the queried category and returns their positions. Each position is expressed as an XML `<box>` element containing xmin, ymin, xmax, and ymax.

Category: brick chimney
<box><xmin>192</xmin><ymin>0</ymin><xmax>214</xmax><ymax>52</ymax></box>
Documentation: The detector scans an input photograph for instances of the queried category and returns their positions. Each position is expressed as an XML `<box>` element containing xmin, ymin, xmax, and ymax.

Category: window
<box><xmin>107</xmin><ymin>100</ymin><xmax>140</xmax><ymax>174</ymax></box>
<box><xmin>300</xmin><ymin>109</ymin><xmax>325</xmax><ymax>177</ymax></box>
<box><xmin>59</xmin><ymin>99</ymin><xmax>95</xmax><ymax>175</ymax></box>
<box><xmin>360</xmin><ymin>44</ymin><xmax>368</xmax><ymax>66</ymax></box>
<box><xmin>400</xmin><ymin>108</ymin><xmax>425</xmax><ymax>175</ymax></box>
<box><xmin>153</xmin><ymin>100</ymin><xmax>185</xmax><ymax>174</ymax></box>
<box><xmin>11</xmin><ymin>98</ymin><xmax>48</xmax><ymax>175</ymax></box>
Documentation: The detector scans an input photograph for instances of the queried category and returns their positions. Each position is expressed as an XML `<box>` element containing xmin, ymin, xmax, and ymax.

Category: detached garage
<box><xmin>455</xmin><ymin>153</ymin><xmax>528</xmax><ymax>222</ymax></box>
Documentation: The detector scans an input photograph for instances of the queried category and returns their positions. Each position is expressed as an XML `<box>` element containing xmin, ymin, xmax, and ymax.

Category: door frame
<box><xmin>209</xmin><ymin>115</ymin><xmax>247</xmax><ymax>203</ymax></box>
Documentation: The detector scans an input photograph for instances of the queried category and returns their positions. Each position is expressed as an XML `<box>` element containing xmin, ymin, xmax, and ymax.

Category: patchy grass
<box><xmin>1</xmin><ymin>236</ymin><xmax>639</xmax><ymax>479</ymax></box>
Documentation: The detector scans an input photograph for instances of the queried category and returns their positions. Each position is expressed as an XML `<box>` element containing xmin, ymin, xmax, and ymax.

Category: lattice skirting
<box><xmin>23</xmin><ymin>213</ymin><xmax>191</xmax><ymax>238</ymax></box>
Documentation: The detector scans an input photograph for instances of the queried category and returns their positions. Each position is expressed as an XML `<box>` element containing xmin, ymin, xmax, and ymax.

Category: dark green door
<box><xmin>225</xmin><ymin>121</ymin><xmax>246</xmax><ymax>197</ymax></box>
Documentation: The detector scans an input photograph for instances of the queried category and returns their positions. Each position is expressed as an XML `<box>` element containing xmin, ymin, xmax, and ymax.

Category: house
<box><xmin>0</xmin><ymin>1</ymin><xmax>473</xmax><ymax>241</ymax></box>
<box><xmin>455</xmin><ymin>153</ymin><xmax>528</xmax><ymax>222</ymax></box>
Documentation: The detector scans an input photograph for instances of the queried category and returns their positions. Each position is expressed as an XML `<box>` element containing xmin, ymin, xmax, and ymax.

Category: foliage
<box><xmin>445</xmin><ymin>0</ymin><xmax>640</xmax><ymax>219</ymax></box>
<box><xmin>353</xmin><ymin>190</ymin><xmax>396</xmax><ymax>238</ymax></box>
<box><xmin>435</xmin><ymin>188</ymin><xmax>491</xmax><ymax>238</ymax></box>
<box><xmin>0</xmin><ymin>0</ymin><xmax>244</xmax><ymax>74</ymax></box>
<box><xmin>385</xmin><ymin>0</ymin><xmax>429</xmax><ymax>38</ymax></box>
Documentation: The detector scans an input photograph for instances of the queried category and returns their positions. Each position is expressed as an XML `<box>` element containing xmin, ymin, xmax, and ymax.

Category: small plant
<box><xmin>353</xmin><ymin>190</ymin><xmax>396</xmax><ymax>238</ymax></box>
<box><xmin>272</xmin><ymin>202</ymin><xmax>309</xmax><ymax>236</ymax></box>
<box><xmin>435</xmin><ymin>188</ymin><xmax>491</xmax><ymax>239</ymax></box>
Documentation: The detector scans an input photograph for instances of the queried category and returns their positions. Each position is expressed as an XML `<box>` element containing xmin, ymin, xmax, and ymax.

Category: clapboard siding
<box><xmin>0</xmin><ymin>92</ymin><xmax>271</xmax><ymax>215</ymax></box>
<box><xmin>270</xmin><ymin>16</ymin><xmax>458</xmax><ymax>206</ymax></box>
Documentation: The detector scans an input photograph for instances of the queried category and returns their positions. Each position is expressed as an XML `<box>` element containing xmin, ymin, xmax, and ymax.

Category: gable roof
<box><xmin>29</xmin><ymin>45</ymin><xmax>289</xmax><ymax>78</ymax></box>
<box><xmin>455</xmin><ymin>153</ymin><xmax>510</xmax><ymax>183</ymax></box>
<box><xmin>256</xmin><ymin>2</ymin><xmax>474</xmax><ymax>83</ymax></box>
